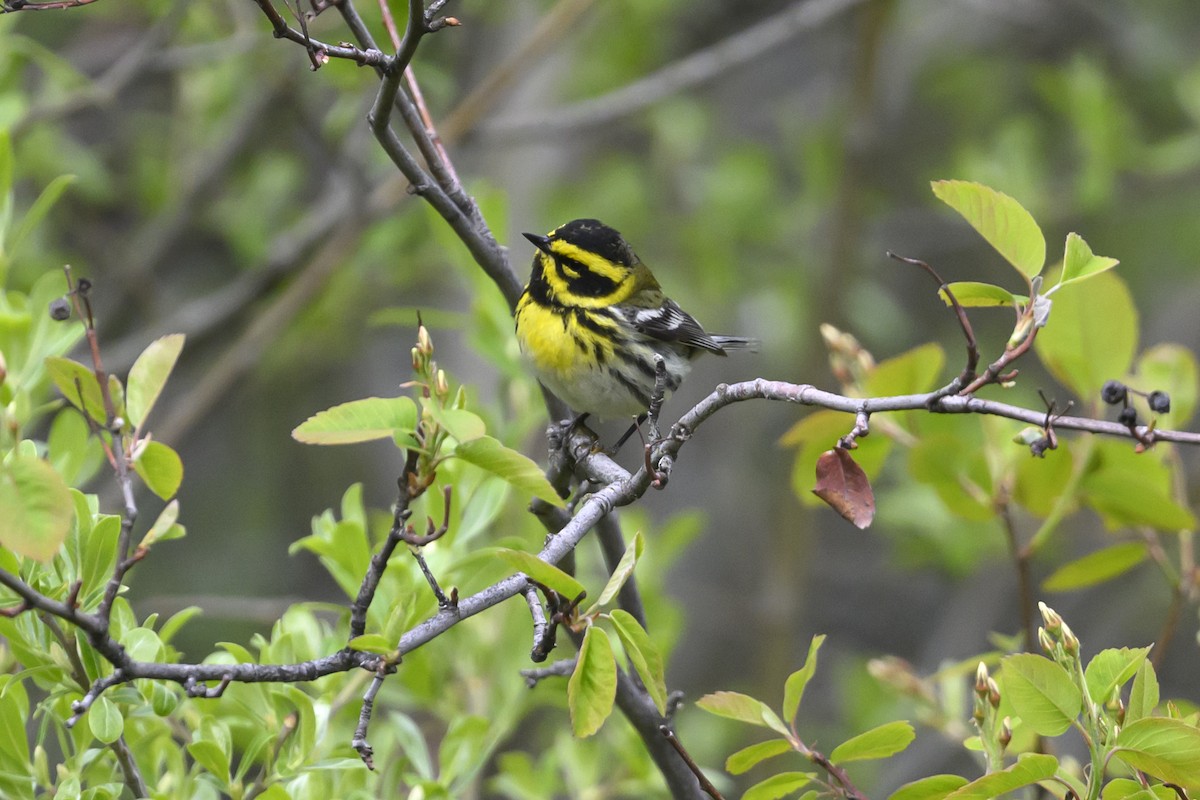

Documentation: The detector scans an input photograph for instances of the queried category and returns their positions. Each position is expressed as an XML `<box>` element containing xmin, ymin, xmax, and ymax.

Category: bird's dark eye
<box><xmin>557</xmin><ymin>257</ymin><xmax>582</xmax><ymax>279</ymax></box>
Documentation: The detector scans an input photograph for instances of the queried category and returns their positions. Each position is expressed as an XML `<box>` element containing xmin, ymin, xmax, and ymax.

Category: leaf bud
<box><xmin>986</xmin><ymin>677</ymin><xmax>1001</xmax><ymax>708</ymax></box>
<box><xmin>1147</xmin><ymin>391</ymin><xmax>1171</xmax><ymax>414</ymax></box>
<box><xmin>1038</xmin><ymin>602</ymin><xmax>1063</xmax><ymax>633</ymax></box>
<box><xmin>1100</xmin><ymin>380</ymin><xmax>1127</xmax><ymax>405</ymax></box>
<box><xmin>975</xmin><ymin>662</ymin><xmax>990</xmax><ymax>694</ymax></box>
<box><xmin>1037</xmin><ymin>627</ymin><xmax>1056</xmax><ymax>655</ymax></box>
<box><xmin>49</xmin><ymin>296</ymin><xmax>72</xmax><ymax>321</ymax></box>
<box><xmin>435</xmin><ymin>369</ymin><xmax>448</xmax><ymax>396</ymax></box>
<box><xmin>411</xmin><ymin>347</ymin><xmax>421</xmax><ymax>371</ymax></box>
<box><xmin>417</xmin><ymin>324</ymin><xmax>433</xmax><ymax>356</ymax></box>
<box><xmin>1061</xmin><ymin>622</ymin><xmax>1079</xmax><ymax>656</ymax></box>
<box><xmin>999</xmin><ymin>716</ymin><xmax>1013</xmax><ymax>749</ymax></box>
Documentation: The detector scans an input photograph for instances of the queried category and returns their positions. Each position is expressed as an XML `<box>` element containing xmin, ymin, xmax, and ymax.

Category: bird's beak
<box><xmin>522</xmin><ymin>232</ymin><xmax>552</xmax><ymax>253</ymax></box>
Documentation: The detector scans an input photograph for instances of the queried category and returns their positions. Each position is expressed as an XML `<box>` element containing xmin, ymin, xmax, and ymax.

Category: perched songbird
<box><xmin>514</xmin><ymin>219</ymin><xmax>758</xmax><ymax>420</ymax></box>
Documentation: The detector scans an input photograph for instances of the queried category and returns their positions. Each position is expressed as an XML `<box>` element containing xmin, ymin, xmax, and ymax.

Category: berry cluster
<box><xmin>1100</xmin><ymin>379</ymin><xmax>1170</xmax><ymax>429</ymax></box>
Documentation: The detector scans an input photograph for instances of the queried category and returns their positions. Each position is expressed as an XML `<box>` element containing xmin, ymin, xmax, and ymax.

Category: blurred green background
<box><xmin>3</xmin><ymin>0</ymin><xmax>1200</xmax><ymax>793</ymax></box>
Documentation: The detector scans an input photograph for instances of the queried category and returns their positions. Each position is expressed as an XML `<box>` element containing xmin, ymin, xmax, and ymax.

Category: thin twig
<box><xmin>660</xmin><ymin>725</ymin><xmax>725</xmax><ymax>800</ymax></box>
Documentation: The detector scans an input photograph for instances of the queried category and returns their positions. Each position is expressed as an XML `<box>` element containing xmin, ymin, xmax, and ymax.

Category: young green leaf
<box><xmin>863</xmin><ymin>343</ymin><xmax>946</xmax><ymax>398</ymax></box>
<box><xmin>292</xmin><ymin>396</ymin><xmax>418</xmax><ymax>445</ymax></box>
<box><xmin>931</xmin><ymin>180</ymin><xmax>1046</xmax><ymax>280</ymax></box>
<box><xmin>1037</xmin><ymin>270</ymin><xmax>1137</xmax><ymax>399</ymax></box>
<box><xmin>937</xmin><ymin>282</ymin><xmax>1021</xmax><ymax>308</ymax></box>
<box><xmin>495</xmin><ymin>548</ymin><xmax>585</xmax><ymax>601</ymax></box>
<box><xmin>422</xmin><ymin>402</ymin><xmax>486</xmax><ymax>442</ymax></box>
<box><xmin>125</xmin><ymin>333</ymin><xmax>185</xmax><ymax>429</ymax></box>
<box><xmin>725</xmin><ymin>739</ymin><xmax>793</xmax><ymax>775</ymax></box>
<box><xmin>1042</xmin><ymin>542</ymin><xmax>1147</xmax><ymax>592</ymax></box>
<box><xmin>591</xmin><ymin>531</ymin><xmax>643</xmax><ymax>611</ymax></box>
<box><xmin>1000</xmin><ymin>653</ymin><xmax>1082</xmax><ymax>736</ymax></box>
<box><xmin>829</xmin><ymin>720</ymin><xmax>915</xmax><ymax>763</ymax></box>
<box><xmin>568</xmin><ymin>626</ymin><xmax>616</xmax><ymax>738</ymax></box>
<box><xmin>1113</xmin><ymin>717</ymin><xmax>1200</xmax><ymax>786</ymax></box>
<box><xmin>888</xmin><ymin>774</ymin><xmax>970</xmax><ymax>800</ymax></box>
<box><xmin>9</xmin><ymin>174</ymin><xmax>75</xmax><ymax>258</ymax></box>
<box><xmin>608</xmin><ymin>609</ymin><xmax>668</xmax><ymax>716</ymax></box>
<box><xmin>1126</xmin><ymin>660</ymin><xmax>1160</xmax><ymax>724</ymax></box>
<box><xmin>347</xmin><ymin>634</ymin><xmax>396</xmax><ymax>655</ymax></box>
<box><xmin>45</xmin><ymin>356</ymin><xmax>107</xmax><ymax>425</ymax></box>
<box><xmin>139</xmin><ymin>499</ymin><xmax>185</xmax><ymax>549</ymax></box>
<box><xmin>88</xmin><ymin>695</ymin><xmax>124</xmax><ymax>744</ymax></box>
<box><xmin>133</xmin><ymin>440</ymin><xmax>184</xmax><ymax>500</ymax></box>
<box><xmin>742</xmin><ymin>772</ymin><xmax>815</xmax><ymax>800</ymax></box>
<box><xmin>1100</xmin><ymin>778</ymin><xmax>1176</xmax><ymax>800</ymax></box>
<box><xmin>454</xmin><ymin>436</ymin><xmax>564</xmax><ymax>507</ymax></box>
<box><xmin>944</xmin><ymin>753</ymin><xmax>1058</xmax><ymax>800</ymax></box>
<box><xmin>0</xmin><ymin>453</ymin><xmax>73</xmax><ymax>561</ymax></box>
<box><xmin>696</xmin><ymin>691</ymin><xmax>791</xmax><ymax>738</ymax></box>
<box><xmin>1057</xmin><ymin>232</ymin><xmax>1119</xmax><ymax>289</ymax></box>
<box><xmin>1084</xmin><ymin>646</ymin><xmax>1151</xmax><ymax>704</ymax></box>
<box><xmin>783</xmin><ymin>634</ymin><xmax>826</xmax><ymax>724</ymax></box>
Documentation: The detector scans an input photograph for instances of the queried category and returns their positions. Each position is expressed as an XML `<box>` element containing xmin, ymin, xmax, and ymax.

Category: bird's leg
<box><xmin>607</xmin><ymin>413</ymin><xmax>648</xmax><ymax>456</ymax></box>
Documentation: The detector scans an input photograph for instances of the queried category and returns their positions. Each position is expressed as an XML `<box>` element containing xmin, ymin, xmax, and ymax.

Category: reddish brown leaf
<box><xmin>813</xmin><ymin>448</ymin><xmax>875</xmax><ymax>529</ymax></box>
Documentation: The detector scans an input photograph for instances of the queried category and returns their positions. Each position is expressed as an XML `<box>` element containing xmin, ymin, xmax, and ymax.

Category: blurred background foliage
<box><xmin>3</xmin><ymin>0</ymin><xmax>1200</xmax><ymax>795</ymax></box>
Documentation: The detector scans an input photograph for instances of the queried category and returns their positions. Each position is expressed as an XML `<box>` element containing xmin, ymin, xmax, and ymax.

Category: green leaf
<box><xmin>453</xmin><ymin>436</ymin><xmax>564</xmax><ymax>507</ymax></box>
<box><xmin>1136</xmin><ymin>343</ymin><xmax>1198</xmax><ymax>429</ymax></box>
<box><xmin>937</xmin><ymin>282</ymin><xmax>1021</xmax><ymax>308</ymax></box>
<box><xmin>1101</xmin><ymin>778</ymin><xmax>1177</xmax><ymax>800</ymax></box>
<box><xmin>1113</xmin><ymin>717</ymin><xmax>1200</xmax><ymax>785</ymax></box>
<box><xmin>1058</xmin><ymin>232</ymin><xmax>1119</xmax><ymax>289</ymax></box>
<box><xmin>125</xmin><ymin>334</ymin><xmax>185</xmax><ymax>429</ymax></box>
<box><xmin>742</xmin><ymin>771</ymin><xmax>815</xmax><ymax>800</ymax></box>
<box><xmin>829</xmin><ymin>720</ymin><xmax>915</xmax><ymax>763</ymax></box>
<box><xmin>1000</xmin><ymin>653</ymin><xmax>1082</xmax><ymax>736</ymax></box>
<box><xmin>696</xmin><ymin>691</ymin><xmax>791</xmax><ymax>738</ymax></box>
<box><xmin>1084</xmin><ymin>646</ymin><xmax>1151</xmax><ymax>704</ymax></box>
<box><xmin>0</xmin><ymin>453</ymin><xmax>73</xmax><ymax>561</ymax></box>
<box><xmin>783</xmin><ymin>634</ymin><xmax>826</xmax><ymax>724</ymax></box>
<box><xmin>725</xmin><ymin>739</ymin><xmax>793</xmax><ymax>775</ymax></box>
<box><xmin>591</xmin><ymin>531</ymin><xmax>643</xmax><ymax>611</ymax></box>
<box><xmin>121</xmin><ymin>627</ymin><xmax>165</xmax><ymax>662</ymax></box>
<box><xmin>1126</xmin><ymin>660</ymin><xmax>1160</xmax><ymax>724</ymax></box>
<box><xmin>45</xmin><ymin>356</ymin><xmax>107</xmax><ymax>424</ymax></box>
<box><xmin>187</xmin><ymin>739</ymin><xmax>231</xmax><ymax>781</ymax></box>
<box><xmin>10</xmin><ymin>174</ymin><xmax>75</xmax><ymax>258</ymax></box>
<box><xmin>608</xmin><ymin>609</ymin><xmax>668</xmax><ymax>716</ymax></box>
<box><xmin>944</xmin><ymin>753</ymin><xmax>1058</xmax><ymax>800</ymax></box>
<box><xmin>568</xmin><ymin>626</ymin><xmax>616</xmax><ymax>738</ymax></box>
<box><xmin>88</xmin><ymin>695</ymin><xmax>123</xmax><ymax>744</ymax></box>
<box><xmin>133</xmin><ymin>440</ymin><xmax>183</xmax><ymax>500</ymax></box>
<box><xmin>1037</xmin><ymin>270</ymin><xmax>1137</xmax><ymax>400</ymax></box>
<box><xmin>347</xmin><ymin>634</ymin><xmax>395</xmax><ymax>655</ymax></box>
<box><xmin>423</xmin><ymin>402</ymin><xmax>486</xmax><ymax>442</ymax></box>
<box><xmin>139</xmin><ymin>499</ymin><xmax>185</xmax><ymax>549</ymax></box>
<box><xmin>1042</xmin><ymin>542</ymin><xmax>1147</xmax><ymax>592</ymax></box>
<box><xmin>1083</xmin><ymin>470</ymin><xmax>1195</xmax><ymax>532</ymax></box>
<box><xmin>863</xmin><ymin>343</ymin><xmax>946</xmax><ymax>397</ymax></box>
<box><xmin>495</xmin><ymin>548</ymin><xmax>585</xmax><ymax>601</ymax></box>
<box><xmin>931</xmin><ymin>180</ymin><xmax>1046</xmax><ymax>279</ymax></box>
<box><xmin>291</xmin><ymin>396</ymin><xmax>418</xmax><ymax>445</ymax></box>
<box><xmin>888</xmin><ymin>774</ymin><xmax>970</xmax><ymax>800</ymax></box>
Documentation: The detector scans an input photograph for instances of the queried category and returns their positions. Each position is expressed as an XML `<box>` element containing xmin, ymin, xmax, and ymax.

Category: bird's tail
<box><xmin>711</xmin><ymin>335</ymin><xmax>761</xmax><ymax>354</ymax></box>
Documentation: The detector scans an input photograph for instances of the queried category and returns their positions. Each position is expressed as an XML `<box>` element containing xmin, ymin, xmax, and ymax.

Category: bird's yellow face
<box><xmin>523</xmin><ymin>219</ymin><xmax>657</xmax><ymax>309</ymax></box>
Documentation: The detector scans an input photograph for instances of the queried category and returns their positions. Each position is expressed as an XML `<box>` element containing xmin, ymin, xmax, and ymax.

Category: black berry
<box><xmin>48</xmin><ymin>297</ymin><xmax>71</xmax><ymax>321</ymax></box>
<box><xmin>1100</xmin><ymin>380</ymin><xmax>1126</xmax><ymax>405</ymax></box>
<box><xmin>1148</xmin><ymin>391</ymin><xmax>1171</xmax><ymax>414</ymax></box>
<box><xmin>1118</xmin><ymin>406</ymin><xmax>1138</xmax><ymax>427</ymax></box>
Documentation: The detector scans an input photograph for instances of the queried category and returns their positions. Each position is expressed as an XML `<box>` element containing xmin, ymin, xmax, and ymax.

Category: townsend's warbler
<box><xmin>514</xmin><ymin>219</ymin><xmax>758</xmax><ymax>420</ymax></box>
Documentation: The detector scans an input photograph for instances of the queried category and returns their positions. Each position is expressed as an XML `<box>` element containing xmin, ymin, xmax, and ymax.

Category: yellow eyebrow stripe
<box><xmin>549</xmin><ymin>240</ymin><xmax>628</xmax><ymax>283</ymax></box>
